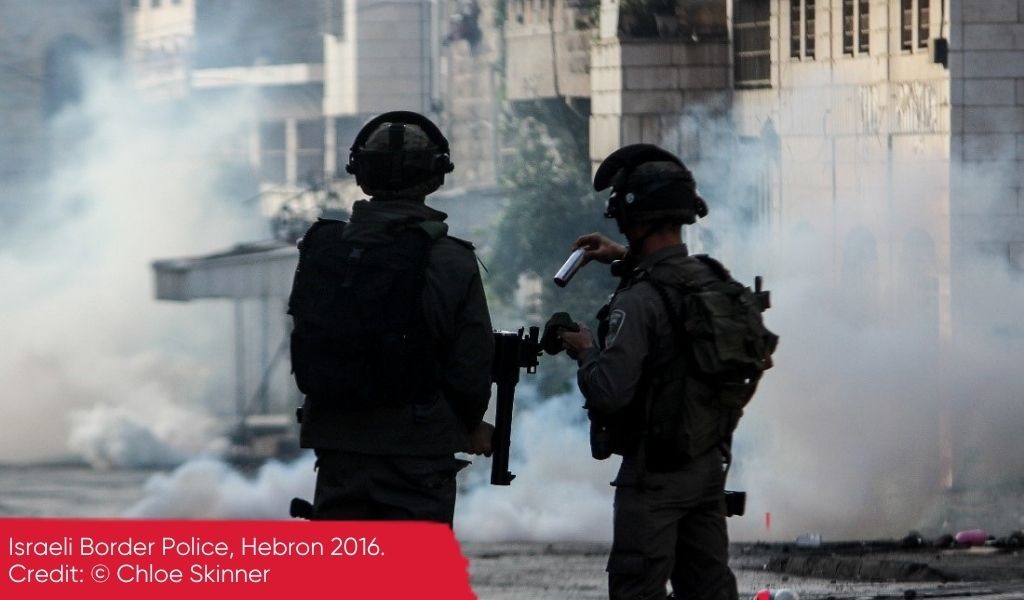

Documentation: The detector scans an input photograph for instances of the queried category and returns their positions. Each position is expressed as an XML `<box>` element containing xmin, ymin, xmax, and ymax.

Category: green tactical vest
<box><xmin>597</xmin><ymin>253</ymin><xmax>778</xmax><ymax>472</ymax></box>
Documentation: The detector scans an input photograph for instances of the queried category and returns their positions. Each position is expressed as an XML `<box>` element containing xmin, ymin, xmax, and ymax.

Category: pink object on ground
<box><xmin>955</xmin><ymin>529</ymin><xmax>989</xmax><ymax>546</ymax></box>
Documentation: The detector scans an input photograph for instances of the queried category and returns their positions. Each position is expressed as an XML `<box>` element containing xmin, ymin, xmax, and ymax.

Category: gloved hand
<box><xmin>468</xmin><ymin>421</ymin><xmax>494</xmax><ymax>456</ymax></box>
<box><xmin>541</xmin><ymin>312</ymin><xmax>580</xmax><ymax>355</ymax></box>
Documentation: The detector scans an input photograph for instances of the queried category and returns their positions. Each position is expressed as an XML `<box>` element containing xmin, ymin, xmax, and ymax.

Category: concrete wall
<box><xmin>505</xmin><ymin>0</ymin><xmax>592</xmax><ymax>101</ymax></box>
<box><xmin>949</xmin><ymin>0</ymin><xmax>1024</xmax><ymax>273</ymax></box>
<box><xmin>323</xmin><ymin>0</ymin><xmax>430</xmax><ymax>117</ymax></box>
<box><xmin>354</xmin><ymin>1</ymin><xmax>431</xmax><ymax>112</ymax></box>
<box><xmin>734</xmin><ymin>0</ymin><xmax>951</xmax><ymax>328</ymax></box>
<box><xmin>590</xmin><ymin>39</ymin><xmax>732</xmax><ymax>170</ymax></box>
<box><xmin>124</xmin><ymin>0</ymin><xmax>194</xmax><ymax>98</ymax></box>
<box><xmin>442</xmin><ymin>0</ymin><xmax>503</xmax><ymax>190</ymax></box>
<box><xmin>324</xmin><ymin>0</ymin><xmax>358</xmax><ymax>116</ymax></box>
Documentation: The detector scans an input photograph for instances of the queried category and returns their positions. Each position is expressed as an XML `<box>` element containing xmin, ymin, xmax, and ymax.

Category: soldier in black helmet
<box><xmin>558</xmin><ymin>144</ymin><xmax>775</xmax><ymax>599</ymax></box>
<box><xmin>288</xmin><ymin>111</ymin><xmax>494</xmax><ymax>525</ymax></box>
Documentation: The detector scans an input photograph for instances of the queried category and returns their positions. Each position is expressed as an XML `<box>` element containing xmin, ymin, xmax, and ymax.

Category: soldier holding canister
<box><xmin>556</xmin><ymin>144</ymin><xmax>777</xmax><ymax>600</ymax></box>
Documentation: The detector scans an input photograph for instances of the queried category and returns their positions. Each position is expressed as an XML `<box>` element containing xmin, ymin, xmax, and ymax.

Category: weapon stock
<box><xmin>490</xmin><ymin>327</ymin><xmax>541</xmax><ymax>485</ymax></box>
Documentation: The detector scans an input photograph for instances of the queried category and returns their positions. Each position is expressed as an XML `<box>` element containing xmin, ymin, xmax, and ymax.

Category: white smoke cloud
<box><xmin>124</xmin><ymin>454</ymin><xmax>316</xmax><ymax>519</ymax></box>
<box><xmin>673</xmin><ymin>109</ymin><xmax>1024</xmax><ymax>541</ymax></box>
<box><xmin>68</xmin><ymin>402</ymin><xmax>228</xmax><ymax>470</ymax></box>
<box><xmin>118</xmin><ymin>386</ymin><xmax>614</xmax><ymax>535</ymax></box>
<box><xmin>455</xmin><ymin>387</ymin><xmax>617</xmax><ymax>542</ymax></box>
<box><xmin>0</xmin><ymin>56</ymin><xmax>263</xmax><ymax>464</ymax></box>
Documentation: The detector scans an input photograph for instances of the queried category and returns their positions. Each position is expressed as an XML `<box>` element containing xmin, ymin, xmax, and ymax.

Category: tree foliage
<box><xmin>487</xmin><ymin>111</ymin><xmax>620</xmax><ymax>394</ymax></box>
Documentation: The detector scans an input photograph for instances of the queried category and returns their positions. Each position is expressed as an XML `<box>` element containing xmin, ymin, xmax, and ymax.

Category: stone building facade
<box><xmin>949</xmin><ymin>0</ymin><xmax>1024</xmax><ymax>313</ymax></box>
<box><xmin>588</xmin><ymin>0</ymin><xmax>1022</xmax><ymax>334</ymax></box>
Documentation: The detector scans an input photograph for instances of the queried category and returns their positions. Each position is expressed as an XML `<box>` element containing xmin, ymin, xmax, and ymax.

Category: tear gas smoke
<box><xmin>672</xmin><ymin>108</ymin><xmax>1024</xmax><ymax>540</ymax></box>
<box><xmin>0</xmin><ymin>57</ymin><xmax>263</xmax><ymax>465</ymax></box>
<box><xmin>124</xmin><ymin>454</ymin><xmax>316</xmax><ymax>519</ymax></box>
<box><xmin>455</xmin><ymin>386</ymin><xmax>616</xmax><ymax>542</ymax></box>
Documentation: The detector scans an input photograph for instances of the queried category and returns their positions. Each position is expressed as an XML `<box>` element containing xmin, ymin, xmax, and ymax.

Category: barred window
<box><xmin>804</xmin><ymin>0</ymin><xmax>815</xmax><ymax>59</ymax></box>
<box><xmin>735</xmin><ymin>0</ymin><xmax>771</xmax><ymax>87</ymax></box>
<box><xmin>901</xmin><ymin>0</ymin><xmax>913</xmax><ymax>51</ymax></box>
<box><xmin>844</xmin><ymin>0</ymin><xmax>870</xmax><ymax>56</ymax></box>
<box><xmin>843</xmin><ymin>0</ymin><xmax>854</xmax><ymax>55</ymax></box>
<box><xmin>260</xmin><ymin>122</ymin><xmax>287</xmax><ymax>184</ymax></box>
<box><xmin>918</xmin><ymin>0</ymin><xmax>930</xmax><ymax>49</ymax></box>
<box><xmin>296</xmin><ymin>119</ymin><xmax>325</xmax><ymax>186</ymax></box>
<box><xmin>790</xmin><ymin>0</ymin><xmax>815</xmax><ymax>60</ymax></box>
<box><xmin>858</xmin><ymin>0</ymin><xmax>869</xmax><ymax>53</ymax></box>
<box><xmin>790</xmin><ymin>0</ymin><xmax>801</xmax><ymax>58</ymax></box>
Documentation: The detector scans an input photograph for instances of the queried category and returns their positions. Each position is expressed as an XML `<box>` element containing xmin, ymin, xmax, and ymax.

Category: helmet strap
<box><xmin>623</xmin><ymin>222</ymin><xmax>658</xmax><ymax>256</ymax></box>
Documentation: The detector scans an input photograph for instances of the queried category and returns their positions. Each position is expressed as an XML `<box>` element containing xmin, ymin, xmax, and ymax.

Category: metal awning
<box><xmin>151</xmin><ymin>240</ymin><xmax>298</xmax><ymax>301</ymax></box>
<box><xmin>151</xmin><ymin>240</ymin><xmax>301</xmax><ymax>427</ymax></box>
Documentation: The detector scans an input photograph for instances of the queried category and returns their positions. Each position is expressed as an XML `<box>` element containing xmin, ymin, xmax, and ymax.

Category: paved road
<box><xmin>465</xmin><ymin>542</ymin><xmax>1024</xmax><ymax>600</ymax></box>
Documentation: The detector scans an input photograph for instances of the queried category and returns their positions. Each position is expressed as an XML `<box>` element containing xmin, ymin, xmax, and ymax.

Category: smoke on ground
<box><xmin>455</xmin><ymin>386</ymin><xmax>616</xmax><ymax>542</ymax></box>
<box><xmin>124</xmin><ymin>454</ymin><xmax>315</xmax><ymax>519</ymax></box>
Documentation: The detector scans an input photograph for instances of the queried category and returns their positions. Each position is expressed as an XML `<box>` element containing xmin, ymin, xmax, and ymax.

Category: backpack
<box><xmin>642</xmin><ymin>255</ymin><xmax>778</xmax><ymax>470</ymax></box>
<box><xmin>287</xmin><ymin>218</ymin><xmax>441</xmax><ymax>411</ymax></box>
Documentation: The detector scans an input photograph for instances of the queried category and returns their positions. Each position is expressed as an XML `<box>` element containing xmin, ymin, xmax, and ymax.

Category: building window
<box><xmin>918</xmin><ymin>0</ymin><xmax>930</xmax><ymax>49</ymax></box>
<box><xmin>296</xmin><ymin>119</ymin><xmax>325</xmax><ymax>186</ymax></box>
<box><xmin>901</xmin><ymin>0</ymin><xmax>913</xmax><ymax>51</ymax></box>
<box><xmin>900</xmin><ymin>0</ymin><xmax>930</xmax><ymax>52</ymax></box>
<box><xmin>843</xmin><ymin>0</ymin><xmax>870</xmax><ymax>56</ymax></box>
<box><xmin>260</xmin><ymin>122</ymin><xmax>287</xmax><ymax>184</ymax></box>
<box><xmin>790</xmin><ymin>0</ymin><xmax>815</xmax><ymax>60</ymax></box>
<box><xmin>804</xmin><ymin>0</ymin><xmax>815</xmax><ymax>58</ymax></box>
<box><xmin>735</xmin><ymin>0</ymin><xmax>771</xmax><ymax>87</ymax></box>
<box><xmin>858</xmin><ymin>0</ymin><xmax>869</xmax><ymax>53</ymax></box>
<box><xmin>790</xmin><ymin>0</ymin><xmax>801</xmax><ymax>58</ymax></box>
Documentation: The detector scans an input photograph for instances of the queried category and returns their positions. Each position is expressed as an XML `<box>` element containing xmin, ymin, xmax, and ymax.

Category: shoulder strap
<box><xmin>445</xmin><ymin>235</ymin><xmax>475</xmax><ymax>250</ymax></box>
<box><xmin>415</xmin><ymin>220</ymin><xmax>448</xmax><ymax>242</ymax></box>
<box><xmin>298</xmin><ymin>218</ymin><xmax>346</xmax><ymax>250</ymax></box>
<box><xmin>692</xmin><ymin>254</ymin><xmax>732</xmax><ymax>281</ymax></box>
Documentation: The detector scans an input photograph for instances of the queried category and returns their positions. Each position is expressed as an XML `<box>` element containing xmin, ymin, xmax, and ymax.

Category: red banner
<box><xmin>0</xmin><ymin>519</ymin><xmax>475</xmax><ymax>599</ymax></box>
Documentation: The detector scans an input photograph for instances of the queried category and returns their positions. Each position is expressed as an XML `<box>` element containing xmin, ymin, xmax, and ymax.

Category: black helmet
<box><xmin>346</xmin><ymin>111</ymin><xmax>455</xmax><ymax>197</ymax></box>
<box><xmin>593</xmin><ymin>144</ymin><xmax>708</xmax><ymax>226</ymax></box>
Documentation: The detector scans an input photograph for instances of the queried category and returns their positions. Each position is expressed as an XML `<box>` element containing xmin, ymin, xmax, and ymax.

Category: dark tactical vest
<box><xmin>288</xmin><ymin>218</ymin><xmax>442</xmax><ymax>414</ymax></box>
<box><xmin>592</xmin><ymin>253</ymin><xmax>778</xmax><ymax>472</ymax></box>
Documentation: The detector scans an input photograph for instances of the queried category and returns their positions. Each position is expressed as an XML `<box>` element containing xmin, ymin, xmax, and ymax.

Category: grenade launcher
<box><xmin>489</xmin><ymin>327</ymin><xmax>542</xmax><ymax>485</ymax></box>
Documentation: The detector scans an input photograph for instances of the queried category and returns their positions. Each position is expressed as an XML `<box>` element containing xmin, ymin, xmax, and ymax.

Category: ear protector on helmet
<box><xmin>346</xmin><ymin>111</ymin><xmax>455</xmax><ymax>191</ymax></box>
<box><xmin>593</xmin><ymin>144</ymin><xmax>708</xmax><ymax>225</ymax></box>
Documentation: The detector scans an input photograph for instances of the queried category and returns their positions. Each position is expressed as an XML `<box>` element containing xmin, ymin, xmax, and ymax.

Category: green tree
<box><xmin>487</xmin><ymin>113</ymin><xmax>619</xmax><ymax>395</ymax></box>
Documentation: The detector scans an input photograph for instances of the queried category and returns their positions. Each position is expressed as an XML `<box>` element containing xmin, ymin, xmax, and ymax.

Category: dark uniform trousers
<box><xmin>312</xmin><ymin>451</ymin><xmax>469</xmax><ymax>526</ymax></box>
<box><xmin>608</xmin><ymin>448</ymin><xmax>738</xmax><ymax>600</ymax></box>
